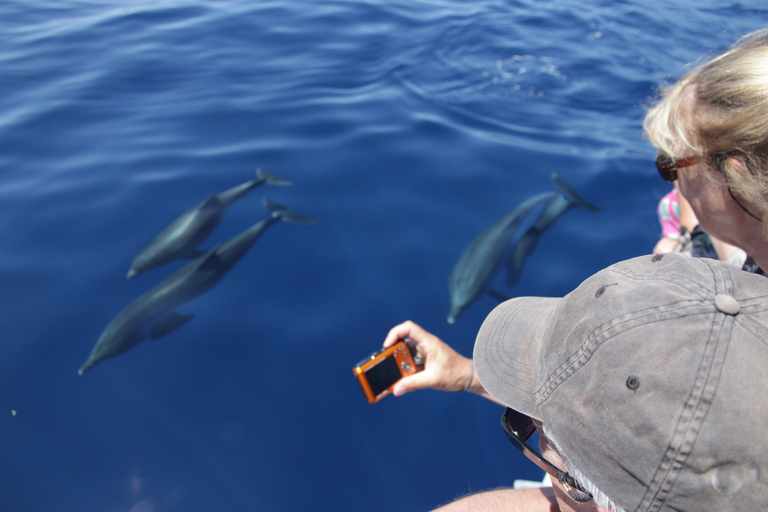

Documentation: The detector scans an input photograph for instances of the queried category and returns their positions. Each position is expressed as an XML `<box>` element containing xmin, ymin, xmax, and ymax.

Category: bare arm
<box><xmin>653</xmin><ymin>236</ymin><xmax>680</xmax><ymax>254</ymax></box>
<box><xmin>431</xmin><ymin>487</ymin><xmax>560</xmax><ymax>512</ymax></box>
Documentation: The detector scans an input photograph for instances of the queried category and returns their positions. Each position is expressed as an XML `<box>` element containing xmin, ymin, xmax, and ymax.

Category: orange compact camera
<box><xmin>353</xmin><ymin>340</ymin><xmax>423</xmax><ymax>403</ymax></box>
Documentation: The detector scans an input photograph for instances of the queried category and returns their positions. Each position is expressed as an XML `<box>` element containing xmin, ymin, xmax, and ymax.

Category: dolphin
<box><xmin>127</xmin><ymin>168</ymin><xmax>292</xmax><ymax>279</ymax></box>
<box><xmin>506</xmin><ymin>172</ymin><xmax>601</xmax><ymax>287</ymax></box>
<box><xmin>80</xmin><ymin>197</ymin><xmax>316</xmax><ymax>375</ymax></box>
<box><xmin>447</xmin><ymin>192</ymin><xmax>558</xmax><ymax>324</ymax></box>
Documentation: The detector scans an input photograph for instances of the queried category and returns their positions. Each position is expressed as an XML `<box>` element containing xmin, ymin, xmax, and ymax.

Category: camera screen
<box><xmin>364</xmin><ymin>355</ymin><xmax>401</xmax><ymax>397</ymax></box>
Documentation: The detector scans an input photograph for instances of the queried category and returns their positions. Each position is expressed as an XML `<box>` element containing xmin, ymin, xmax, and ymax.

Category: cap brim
<box><xmin>473</xmin><ymin>296</ymin><xmax>560</xmax><ymax>419</ymax></box>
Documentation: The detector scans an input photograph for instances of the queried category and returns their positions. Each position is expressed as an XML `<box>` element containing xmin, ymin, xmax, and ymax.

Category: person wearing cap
<box><xmin>383</xmin><ymin>253</ymin><xmax>768</xmax><ymax>511</ymax></box>
<box><xmin>381</xmin><ymin>31</ymin><xmax>768</xmax><ymax>510</ymax></box>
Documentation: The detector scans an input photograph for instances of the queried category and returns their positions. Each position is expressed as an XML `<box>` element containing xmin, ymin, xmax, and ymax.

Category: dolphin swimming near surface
<box><xmin>506</xmin><ymin>172</ymin><xmax>601</xmax><ymax>287</ymax></box>
<box><xmin>80</xmin><ymin>197</ymin><xmax>316</xmax><ymax>375</ymax></box>
<box><xmin>447</xmin><ymin>191</ymin><xmax>558</xmax><ymax>324</ymax></box>
<box><xmin>127</xmin><ymin>168</ymin><xmax>292</xmax><ymax>279</ymax></box>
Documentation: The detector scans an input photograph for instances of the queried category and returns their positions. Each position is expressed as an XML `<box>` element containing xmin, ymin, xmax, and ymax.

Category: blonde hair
<box><xmin>644</xmin><ymin>29</ymin><xmax>768</xmax><ymax>233</ymax></box>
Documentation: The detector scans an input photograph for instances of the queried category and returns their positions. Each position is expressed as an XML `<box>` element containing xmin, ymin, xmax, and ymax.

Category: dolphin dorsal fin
<box><xmin>193</xmin><ymin>244</ymin><xmax>224</xmax><ymax>271</ymax></box>
<box><xmin>181</xmin><ymin>249</ymin><xmax>208</xmax><ymax>259</ymax></box>
<box><xmin>199</xmin><ymin>194</ymin><xmax>222</xmax><ymax>210</ymax></box>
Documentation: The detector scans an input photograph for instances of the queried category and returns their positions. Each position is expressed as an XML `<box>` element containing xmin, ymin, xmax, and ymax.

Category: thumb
<box><xmin>392</xmin><ymin>371</ymin><xmax>434</xmax><ymax>397</ymax></box>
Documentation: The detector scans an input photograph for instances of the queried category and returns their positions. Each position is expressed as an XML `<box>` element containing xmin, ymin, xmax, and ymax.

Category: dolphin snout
<box><xmin>126</xmin><ymin>269</ymin><xmax>137</xmax><ymax>279</ymax></box>
<box><xmin>78</xmin><ymin>360</ymin><xmax>95</xmax><ymax>375</ymax></box>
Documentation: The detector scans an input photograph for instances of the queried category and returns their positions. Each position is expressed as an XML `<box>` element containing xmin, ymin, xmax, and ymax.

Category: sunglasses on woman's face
<box><xmin>655</xmin><ymin>152</ymin><xmax>701</xmax><ymax>182</ymax></box>
<box><xmin>655</xmin><ymin>151</ymin><xmax>762</xmax><ymax>221</ymax></box>
<box><xmin>501</xmin><ymin>408</ymin><xmax>593</xmax><ymax>503</ymax></box>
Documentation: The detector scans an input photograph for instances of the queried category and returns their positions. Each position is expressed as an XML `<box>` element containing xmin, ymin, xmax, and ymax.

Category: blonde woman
<box><xmin>645</xmin><ymin>28</ymin><xmax>768</xmax><ymax>273</ymax></box>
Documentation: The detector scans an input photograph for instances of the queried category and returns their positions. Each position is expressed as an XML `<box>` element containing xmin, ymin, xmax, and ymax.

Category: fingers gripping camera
<box><xmin>352</xmin><ymin>340</ymin><xmax>424</xmax><ymax>403</ymax></box>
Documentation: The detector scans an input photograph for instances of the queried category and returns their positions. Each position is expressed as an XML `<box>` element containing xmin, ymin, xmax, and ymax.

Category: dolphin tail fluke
<box><xmin>257</xmin><ymin>168</ymin><xmax>293</xmax><ymax>186</ymax></box>
<box><xmin>550</xmin><ymin>172</ymin><xmax>601</xmax><ymax>212</ymax></box>
<box><xmin>263</xmin><ymin>197</ymin><xmax>318</xmax><ymax>224</ymax></box>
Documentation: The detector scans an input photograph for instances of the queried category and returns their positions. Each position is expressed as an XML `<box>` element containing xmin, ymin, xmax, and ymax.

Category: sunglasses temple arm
<box><xmin>520</xmin><ymin>445</ymin><xmax>563</xmax><ymax>480</ymax></box>
<box><xmin>501</xmin><ymin>411</ymin><xmax>588</xmax><ymax>495</ymax></box>
<box><xmin>518</xmin><ymin>439</ymin><xmax>586</xmax><ymax>493</ymax></box>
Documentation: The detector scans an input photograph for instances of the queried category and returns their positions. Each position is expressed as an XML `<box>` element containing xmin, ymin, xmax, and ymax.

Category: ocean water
<box><xmin>2</xmin><ymin>1</ymin><xmax>766</xmax><ymax>511</ymax></box>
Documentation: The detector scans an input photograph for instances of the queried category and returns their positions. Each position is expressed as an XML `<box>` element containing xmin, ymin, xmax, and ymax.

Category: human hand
<box><xmin>382</xmin><ymin>321</ymin><xmax>474</xmax><ymax>396</ymax></box>
<box><xmin>653</xmin><ymin>236</ymin><xmax>680</xmax><ymax>254</ymax></box>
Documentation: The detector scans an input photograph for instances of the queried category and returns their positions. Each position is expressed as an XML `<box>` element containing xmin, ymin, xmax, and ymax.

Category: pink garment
<box><xmin>658</xmin><ymin>188</ymin><xmax>681</xmax><ymax>239</ymax></box>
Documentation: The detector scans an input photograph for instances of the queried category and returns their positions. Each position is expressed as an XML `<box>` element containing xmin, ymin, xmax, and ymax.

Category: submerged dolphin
<box><xmin>447</xmin><ymin>192</ymin><xmax>558</xmax><ymax>324</ymax></box>
<box><xmin>80</xmin><ymin>197</ymin><xmax>316</xmax><ymax>375</ymax></box>
<box><xmin>127</xmin><ymin>168</ymin><xmax>292</xmax><ymax>279</ymax></box>
<box><xmin>506</xmin><ymin>173</ymin><xmax>601</xmax><ymax>287</ymax></box>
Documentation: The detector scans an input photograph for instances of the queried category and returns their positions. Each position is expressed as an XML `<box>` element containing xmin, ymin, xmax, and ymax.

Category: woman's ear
<box><xmin>724</xmin><ymin>154</ymin><xmax>749</xmax><ymax>178</ymax></box>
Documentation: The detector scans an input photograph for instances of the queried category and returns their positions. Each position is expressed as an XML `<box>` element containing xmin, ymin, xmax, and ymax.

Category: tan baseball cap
<box><xmin>474</xmin><ymin>253</ymin><xmax>768</xmax><ymax>511</ymax></box>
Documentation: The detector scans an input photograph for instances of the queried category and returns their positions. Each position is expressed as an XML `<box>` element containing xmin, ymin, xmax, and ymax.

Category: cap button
<box><xmin>714</xmin><ymin>294</ymin><xmax>740</xmax><ymax>315</ymax></box>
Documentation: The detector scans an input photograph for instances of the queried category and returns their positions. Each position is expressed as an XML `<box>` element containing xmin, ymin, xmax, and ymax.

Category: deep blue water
<box><xmin>2</xmin><ymin>1</ymin><xmax>767</xmax><ymax>511</ymax></box>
